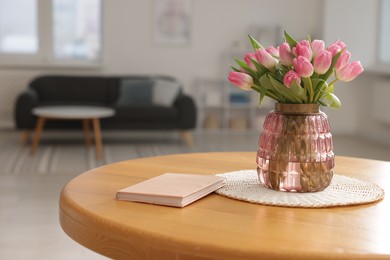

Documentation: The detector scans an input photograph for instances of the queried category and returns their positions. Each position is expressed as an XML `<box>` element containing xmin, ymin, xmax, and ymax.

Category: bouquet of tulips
<box><xmin>228</xmin><ymin>31</ymin><xmax>364</xmax><ymax>109</ymax></box>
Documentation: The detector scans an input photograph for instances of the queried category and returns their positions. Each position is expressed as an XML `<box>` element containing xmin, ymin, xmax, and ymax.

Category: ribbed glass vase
<box><xmin>256</xmin><ymin>103</ymin><xmax>334</xmax><ymax>192</ymax></box>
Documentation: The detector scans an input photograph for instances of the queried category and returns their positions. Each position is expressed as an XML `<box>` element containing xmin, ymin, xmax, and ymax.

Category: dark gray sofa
<box><xmin>14</xmin><ymin>75</ymin><xmax>197</xmax><ymax>145</ymax></box>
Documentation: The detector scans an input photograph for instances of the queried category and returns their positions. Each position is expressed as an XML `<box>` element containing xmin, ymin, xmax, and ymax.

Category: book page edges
<box><xmin>116</xmin><ymin>178</ymin><xmax>225</xmax><ymax>207</ymax></box>
<box><xmin>117</xmin><ymin>173</ymin><xmax>226</xmax><ymax>198</ymax></box>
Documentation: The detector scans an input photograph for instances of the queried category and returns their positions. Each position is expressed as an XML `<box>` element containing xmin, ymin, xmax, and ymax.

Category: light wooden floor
<box><xmin>0</xmin><ymin>130</ymin><xmax>389</xmax><ymax>259</ymax></box>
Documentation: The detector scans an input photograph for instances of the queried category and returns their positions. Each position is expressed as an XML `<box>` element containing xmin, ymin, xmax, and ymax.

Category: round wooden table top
<box><xmin>59</xmin><ymin>152</ymin><xmax>390</xmax><ymax>260</ymax></box>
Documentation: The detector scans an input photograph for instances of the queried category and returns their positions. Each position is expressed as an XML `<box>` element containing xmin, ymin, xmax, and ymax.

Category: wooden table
<box><xmin>59</xmin><ymin>152</ymin><xmax>390</xmax><ymax>259</ymax></box>
<box><xmin>30</xmin><ymin>106</ymin><xmax>115</xmax><ymax>159</ymax></box>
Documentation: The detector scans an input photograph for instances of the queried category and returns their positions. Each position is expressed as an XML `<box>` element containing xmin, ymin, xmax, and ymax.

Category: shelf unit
<box><xmin>194</xmin><ymin>78</ymin><xmax>274</xmax><ymax>133</ymax></box>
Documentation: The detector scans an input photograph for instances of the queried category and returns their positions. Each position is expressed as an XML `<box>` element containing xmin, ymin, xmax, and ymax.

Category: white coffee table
<box><xmin>30</xmin><ymin>106</ymin><xmax>115</xmax><ymax>159</ymax></box>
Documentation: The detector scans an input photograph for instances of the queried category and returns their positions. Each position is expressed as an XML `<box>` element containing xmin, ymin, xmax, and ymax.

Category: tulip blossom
<box><xmin>311</xmin><ymin>40</ymin><xmax>325</xmax><ymax>58</ymax></box>
<box><xmin>293</xmin><ymin>56</ymin><xmax>314</xmax><ymax>78</ymax></box>
<box><xmin>327</xmin><ymin>44</ymin><xmax>341</xmax><ymax>57</ymax></box>
<box><xmin>335</xmin><ymin>50</ymin><xmax>351</xmax><ymax>71</ymax></box>
<box><xmin>334</xmin><ymin>39</ymin><xmax>346</xmax><ymax>50</ymax></box>
<box><xmin>293</xmin><ymin>40</ymin><xmax>313</xmax><ymax>61</ymax></box>
<box><xmin>279</xmin><ymin>42</ymin><xmax>293</xmax><ymax>66</ymax></box>
<box><xmin>266</xmin><ymin>46</ymin><xmax>279</xmax><ymax>57</ymax></box>
<box><xmin>228</xmin><ymin>31</ymin><xmax>364</xmax><ymax>109</ymax></box>
<box><xmin>283</xmin><ymin>70</ymin><xmax>301</xmax><ymax>88</ymax></box>
<box><xmin>228</xmin><ymin>71</ymin><xmax>253</xmax><ymax>90</ymax></box>
<box><xmin>335</xmin><ymin>61</ymin><xmax>364</xmax><ymax>82</ymax></box>
<box><xmin>256</xmin><ymin>48</ymin><xmax>278</xmax><ymax>70</ymax></box>
<box><xmin>327</xmin><ymin>40</ymin><xmax>345</xmax><ymax>58</ymax></box>
<box><xmin>313</xmin><ymin>50</ymin><xmax>332</xmax><ymax>74</ymax></box>
<box><xmin>244</xmin><ymin>52</ymin><xmax>257</xmax><ymax>70</ymax></box>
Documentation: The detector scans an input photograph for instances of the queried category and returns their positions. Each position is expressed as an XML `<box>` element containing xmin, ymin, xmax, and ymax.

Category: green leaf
<box><xmin>231</xmin><ymin>66</ymin><xmax>240</xmax><ymax>72</ymax></box>
<box><xmin>250</xmin><ymin>58</ymin><xmax>268</xmax><ymax>76</ymax></box>
<box><xmin>274</xmin><ymin>67</ymin><xmax>286</xmax><ymax>82</ymax></box>
<box><xmin>301</xmin><ymin>77</ymin><xmax>314</xmax><ymax>103</ymax></box>
<box><xmin>328</xmin><ymin>83</ymin><xmax>334</xmax><ymax>94</ymax></box>
<box><xmin>269</xmin><ymin>75</ymin><xmax>303</xmax><ymax>103</ymax></box>
<box><xmin>234</xmin><ymin>58</ymin><xmax>250</xmax><ymax>70</ymax></box>
<box><xmin>312</xmin><ymin>78</ymin><xmax>329</xmax><ymax>102</ymax></box>
<box><xmin>234</xmin><ymin>58</ymin><xmax>258</xmax><ymax>79</ymax></box>
<box><xmin>284</xmin><ymin>31</ymin><xmax>298</xmax><ymax>49</ymax></box>
<box><xmin>290</xmin><ymin>80</ymin><xmax>308</xmax><ymax>103</ymax></box>
<box><xmin>259</xmin><ymin>74</ymin><xmax>275</xmax><ymax>91</ymax></box>
<box><xmin>252</xmin><ymin>84</ymin><xmax>278</xmax><ymax>106</ymax></box>
<box><xmin>320</xmin><ymin>92</ymin><xmax>341</xmax><ymax>109</ymax></box>
<box><xmin>259</xmin><ymin>93</ymin><xmax>265</xmax><ymax>108</ymax></box>
<box><xmin>259</xmin><ymin>74</ymin><xmax>284</xmax><ymax>102</ymax></box>
<box><xmin>312</xmin><ymin>78</ymin><xmax>326</xmax><ymax>92</ymax></box>
<box><xmin>251</xmin><ymin>84</ymin><xmax>267</xmax><ymax>95</ymax></box>
<box><xmin>248</xmin><ymin>34</ymin><xmax>264</xmax><ymax>50</ymax></box>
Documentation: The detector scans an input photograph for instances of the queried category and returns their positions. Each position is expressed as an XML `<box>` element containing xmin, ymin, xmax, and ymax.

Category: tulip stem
<box><xmin>329</xmin><ymin>79</ymin><xmax>338</xmax><ymax>86</ymax></box>
<box><xmin>302</xmin><ymin>77</ymin><xmax>314</xmax><ymax>103</ymax></box>
<box><xmin>308</xmin><ymin>78</ymin><xmax>314</xmax><ymax>103</ymax></box>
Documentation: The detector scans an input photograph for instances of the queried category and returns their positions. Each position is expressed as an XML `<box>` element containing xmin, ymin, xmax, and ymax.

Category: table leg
<box><xmin>92</xmin><ymin>118</ymin><xmax>103</xmax><ymax>160</ymax></box>
<box><xmin>30</xmin><ymin>117</ymin><xmax>46</xmax><ymax>155</ymax></box>
<box><xmin>19</xmin><ymin>129</ymin><xmax>31</xmax><ymax>145</ymax></box>
<box><xmin>180</xmin><ymin>130</ymin><xmax>194</xmax><ymax>147</ymax></box>
<box><xmin>83</xmin><ymin>119</ymin><xmax>91</xmax><ymax>148</ymax></box>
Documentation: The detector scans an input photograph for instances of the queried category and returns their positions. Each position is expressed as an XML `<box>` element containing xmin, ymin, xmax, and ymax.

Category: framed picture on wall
<box><xmin>154</xmin><ymin>0</ymin><xmax>191</xmax><ymax>45</ymax></box>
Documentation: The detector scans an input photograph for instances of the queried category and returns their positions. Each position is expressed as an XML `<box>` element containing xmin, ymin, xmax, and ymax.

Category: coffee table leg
<box><xmin>30</xmin><ymin>117</ymin><xmax>46</xmax><ymax>155</ymax></box>
<box><xmin>83</xmin><ymin>119</ymin><xmax>91</xmax><ymax>148</ymax></box>
<box><xmin>19</xmin><ymin>129</ymin><xmax>31</xmax><ymax>145</ymax></box>
<box><xmin>92</xmin><ymin>118</ymin><xmax>103</xmax><ymax>160</ymax></box>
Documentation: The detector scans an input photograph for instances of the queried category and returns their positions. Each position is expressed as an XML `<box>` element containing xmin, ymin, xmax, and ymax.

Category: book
<box><xmin>116</xmin><ymin>173</ymin><xmax>226</xmax><ymax>208</ymax></box>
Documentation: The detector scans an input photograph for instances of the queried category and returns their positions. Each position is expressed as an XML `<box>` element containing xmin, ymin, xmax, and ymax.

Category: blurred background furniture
<box><xmin>30</xmin><ymin>106</ymin><xmax>115</xmax><ymax>159</ymax></box>
<box><xmin>14</xmin><ymin>75</ymin><xmax>197</xmax><ymax>146</ymax></box>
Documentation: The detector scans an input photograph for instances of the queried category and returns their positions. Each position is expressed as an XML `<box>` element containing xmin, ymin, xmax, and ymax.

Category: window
<box><xmin>53</xmin><ymin>0</ymin><xmax>102</xmax><ymax>61</ymax></box>
<box><xmin>0</xmin><ymin>0</ymin><xmax>38</xmax><ymax>54</ymax></box>
<box><xmin>379</xmin><ymin>0</ymin><xmax>390</xmax><ymax>64</ymax></box>
<box><xmin>0</xmin><ymin>0</ymin><xmax>102</xmax><ymax>66</ymax></box>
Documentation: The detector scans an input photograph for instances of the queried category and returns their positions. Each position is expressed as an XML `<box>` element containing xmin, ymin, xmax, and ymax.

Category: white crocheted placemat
<box><xmin>215</xmin><ymin>170</ymin><xmax>385</xmax><ymax>208</ymax></box>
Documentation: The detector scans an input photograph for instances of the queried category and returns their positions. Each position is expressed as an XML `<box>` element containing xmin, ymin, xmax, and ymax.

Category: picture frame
<box><xmin>153</xmin><ymin>0</ymin><xmax>191</xmax><ymax>45</ymax></box>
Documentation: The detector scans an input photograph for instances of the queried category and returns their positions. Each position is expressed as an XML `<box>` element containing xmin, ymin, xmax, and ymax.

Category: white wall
<box><xmin>0</xmin><ymin>0</ymin><xmax>324</xmax><ymax>128</ymax></box>
<box><xmin>103</xmin><ymin>0</ymin><xmax>324</xmax><ymax>89</ymax></box>
<box><xmin>322</xmin><ymin>0</ymin><xmax>378</xmax><ymax>134</ymax></box>
<box><xmin>323</xmin><ymin>0</ymin><xmax>390</xmax><ymax>145</ymax></box>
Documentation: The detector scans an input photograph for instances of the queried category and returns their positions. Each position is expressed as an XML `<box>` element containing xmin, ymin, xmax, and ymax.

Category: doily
<box><xmin>216</xmin><ymin>170</ymin><xmax>384</xmax><ymax>208</ymax></box>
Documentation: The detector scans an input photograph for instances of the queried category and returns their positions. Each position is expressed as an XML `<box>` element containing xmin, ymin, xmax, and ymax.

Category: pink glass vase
<box><xmin>256</xmin><ymin>103</ymin><xmax>334</xmax><ymax>192</ymax></box>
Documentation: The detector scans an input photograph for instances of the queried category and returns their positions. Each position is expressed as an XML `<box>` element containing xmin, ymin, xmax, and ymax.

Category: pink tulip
<box><xmin>334</xmin><ymin>39</ymin><xmax>346</xmax><ymax>51</ymax></box>
<box><xmin>244</xmin><ymin>52</ymin><xmax>257</xmax><ymax>70</ymax></box>
<box><xmin>313</xmin><ymin>50</ymin><xmax>332</xmax><ymax>74</ymax></box>
<box><xmin>311</xmin><ymin>40</ymin><xmax>325</xmax><ymax>58</ymax></box>
<box><xmin>293</xmin><ymin>40</ymin><xmax>313</xmax><ymax>61</ymax></box>
<box><xmin>327</xmin><ymin>44</ymin><xmax>341</xmax><ymax>57</ymax></box>
<box><xmin>327</xmin><ymin>39</ymin><xmax>346</xmax><ymax>57</ymax></box>
<box><xmin>335</xmin><ymin>50</ymin><xmax>351</xmax><ymax>71</ymax></box>
<box><xmin>279</xmin><ymin>42</ymin><xmax>293</xmax><ymax>66</ymax></box>
<box><xmin>228</xmin><ymin>71</ymin><xmax>253</xmax><ymax>90</ymax></box>
<box><xmin>283</xmin><ymin>70</ymin><xmax>301</xmax><ymax>88</ymax></box>
<box><xmin>335</xmin><ymin>61</ymin><xmax>364</xmax><ymax>82</ymax></box>
<box><xmin>266</xmin><ymin>46</ymin><xmax>279</xmax><ymax>57</ymax></box>
<box><xmin>255</xmin><ymin>48</ymin><xmax>278</xmax><ymax>70</ymax></box>
<box><xmin>293</xmin><ymin>56</ymin><xmax>314</xmax><ymax>78</ymax></box>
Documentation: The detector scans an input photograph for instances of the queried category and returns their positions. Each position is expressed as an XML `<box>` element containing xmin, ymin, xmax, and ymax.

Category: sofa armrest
<box><xmin>14</xmin><ymin>88</ymin><xmax>39</xmax><ymax>129</ymax></box>
<box><xmin>174</xmin><ymin>94</ymin><xmax>197</xmax><ymax>129</ymax></box>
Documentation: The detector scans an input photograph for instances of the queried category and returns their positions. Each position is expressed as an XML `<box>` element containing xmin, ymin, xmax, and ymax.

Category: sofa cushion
<box><xmin>116</xmin><ymin>79</ymin><xmax>154</xmax><ymax>106</ymax></box>
<box><xmin>152</xmin><ymin>79</ymin><xmax>181</xmax><ymax>106</ymax></box>
<box><xmin>114</xmin><ymin>106</ymin><xmax>179</xmax><ymax>120</ymax></box>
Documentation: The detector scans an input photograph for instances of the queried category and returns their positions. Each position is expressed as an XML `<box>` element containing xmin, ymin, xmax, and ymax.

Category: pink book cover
<box><xmin>116</xmin><ymin>173</ymin><xmax>226</xmax><ymax>207</ymax></box>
